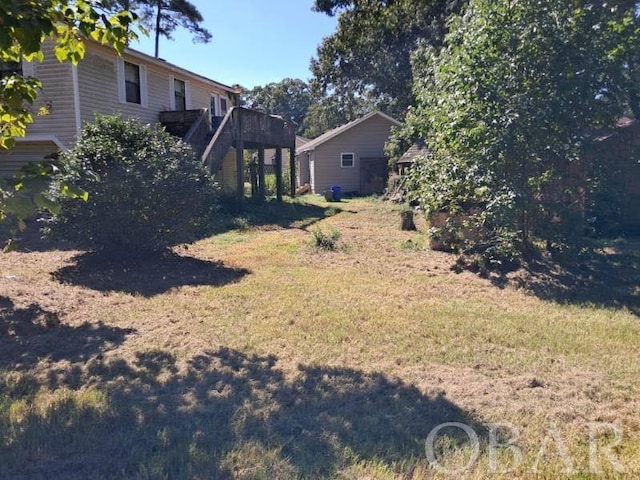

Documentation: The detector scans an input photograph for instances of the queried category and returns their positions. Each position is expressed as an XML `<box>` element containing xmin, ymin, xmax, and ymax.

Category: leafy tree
<box><xmin>402</xmin><ymin>0</ymin><xmax>639</xmax><ymax>263</ymax></box>
<box><xmin>311</xmin><ymin>0</ymin><xmax>466</xmax><ymax>120</ymax></box>
<box><xmin>0</xmin><ymin>0</ymin><xmax>136</xmax><ymax>232</ymax></box>
<box><xmin>49</xmin><ymin>115</ymin><xmax>220</xmax><ymax>256</ymax></box>
<box><xmin>301</xmin><ymin>92</ymin><xmax>374</xmax><ymax>139</ymax></box>
<box><xmin>104</xmin><ymin>0</ymin><xmax>212</xmax><ymax>57</ymax></box>
<box><xmin>242</xmin><ymin>78</ymin><xmax>314</xmax><ymax>135</ymax></box>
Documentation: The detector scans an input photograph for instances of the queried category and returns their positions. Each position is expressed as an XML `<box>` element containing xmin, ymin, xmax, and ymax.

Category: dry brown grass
<box><xmin>1</xmin><ymin>195</ymin><xmax>639</xmax><ymax>479</ymax></box>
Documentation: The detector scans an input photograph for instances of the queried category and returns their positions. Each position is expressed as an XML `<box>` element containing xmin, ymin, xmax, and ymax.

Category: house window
<box><xmin>341</xmin><ymin>153</ymin><xmax>355</xmax><ymax>168</ymax></box>
<box><xmin>210</xmin><ymin>95</ymin><xmax>217</xmax><ymax>116</ymax></box>
<box><xmin>174</xmin><ymin>78</ymin><xmax>186</xmax><ymax>110</ymax></box>
<box><xmin>220</xmin><ymin>97</ymin><xmax>228</xmax><ymax>115</ymax></box>
<box><xmin>124</xmin><ymin>61</ymin><xmax>141</xmax><ymax>104</ymax></box>
<box><xmin>0</xmin><ymin>61</ymin><xmax>22</xmax><ymax>78</ymax></box>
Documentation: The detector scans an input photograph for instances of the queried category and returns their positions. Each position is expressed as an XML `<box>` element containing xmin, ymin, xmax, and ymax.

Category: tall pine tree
<box><xmin>103</xmin><ymin>0</ymin><xmax>211</xmax><ymax>57</ymax></box>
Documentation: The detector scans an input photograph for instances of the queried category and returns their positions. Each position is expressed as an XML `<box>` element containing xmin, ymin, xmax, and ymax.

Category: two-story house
<box><xmin>1</xmin><ymin>40</ymin><xmax>297</xmax><ymax>199</ymax></box>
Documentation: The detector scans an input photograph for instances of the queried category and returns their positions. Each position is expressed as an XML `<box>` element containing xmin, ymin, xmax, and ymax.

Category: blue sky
<box><xmin>130</xmin><ymin>0</ymin><xmax>338</xmax><ymax>89</ymax></box>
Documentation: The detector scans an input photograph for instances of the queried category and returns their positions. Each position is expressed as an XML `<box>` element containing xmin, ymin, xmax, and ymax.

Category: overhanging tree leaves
<box><xmin>0</xmin><ymin>0</ymin><xmax>135</xmax><ymax>150</ymax></box>
<box><xmin>402</xmin><ymin>0</ymin><xmax>639</xmax><ymax>263</ymax></box>
<box><xmin>311</xmin><ymin>0</ymin><xmax>466</xmax><ymax>120</ymax></box>
<box><xmin>0</xmin><ymin>0</ymin><xmax>136</xmax><ymax>234</ymax></box>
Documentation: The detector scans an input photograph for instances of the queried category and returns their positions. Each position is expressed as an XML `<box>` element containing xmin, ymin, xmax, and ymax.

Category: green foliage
<box><xmin>0</xmin><ymin>0</ymin><xmax>137</xmax><ymax>150</ymax></box>
<box><xmin>399</xmin><ymin>236</ymin><xmax>425</xmax><ymax>251</ymax></box>
<box><xmin>302</xmin><ymin>93</ymin><xmax>374</xmax><ymax>139</ymax></box>
<box><xmin>263</xmin><ymin>172</ymin><xmax>291</xmax><ymax>198</ymax></box>
<box><xmin>1</xmin><ymin>160</ymin><xmax>88</xmax><ymax>251</ymax></box>
<box><xmin>311</xmin><ymin>0</ymin><xmax>466</xmax><ymax>121</ymax></box>
<box><xmin>49</xmin><ymin>115</ymin><xmax>220</xmax><ymax>256</ymax></box>
<box><xmin>0</xmin><ymin>0</ymin><xmax>137</xmax><ymax>226</ymax></box>
<box><xmin>310</xmin><ymin>226</ymin><xmax>342</xmax><ymax>251</ymax></box>
<box><xmin>402</xmin><ymin>0</ymin><xmax>640</xmax><ymax>260</ymax></box>
<box><xmin>241</xmin><ymin>78</ymin><xmax>314</xmax><ymax>135</ymax></box>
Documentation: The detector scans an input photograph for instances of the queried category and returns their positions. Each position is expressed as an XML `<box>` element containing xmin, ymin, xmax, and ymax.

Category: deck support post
<box><xmin>235</xmin><ymin>111</ymin><xmax>244</xmax><ymax>200</ymax></box>
<box><xmin>289</xmin><ymin>146</ymin><xmax>296</xmax><ymax>198</ymax></box>
<box><xmin>275</xmin><ymin>146</ymin><xmax>283</xmax><ymax>202</ymax></box>
<box><xmin>257</xmin><ymin>144</ymin><xmax>266</xmax><ymax>200</ymax></box>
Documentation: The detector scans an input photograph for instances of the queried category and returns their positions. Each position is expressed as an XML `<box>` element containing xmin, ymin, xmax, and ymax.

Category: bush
<box><xmin>310</xmin><ymin>226</ymin><xmax>342</xmax><ymax>251</ymax></box>
<box><xmin>49</xmin><ymin>115</ymin><xmax>220</xmax><ymax>257</ymax></box>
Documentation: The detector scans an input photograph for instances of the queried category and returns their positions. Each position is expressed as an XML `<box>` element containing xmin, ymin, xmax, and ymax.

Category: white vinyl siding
<box><xmin>12</xmin><ymin>42</ymin><xmax>78</xmax><ymax>149</ymax></box>
<box><xmin>0</xmin><ymin>140</ymin><xmax>60</xmax><ymax>177</ymax></box>
<box><xmin>78</xmin><ymin>48</ymin><xmax>173</xmax><ymax>125</ymax></box>
<box><xmin>78</xmin><ymin>47</ymin><xmax>225</xmax><ymax>125</ymax></box>
<box><xmin>219</xmin><ymin>148</ymin><xmax>238</xmax><ymax>194</ymax></box>
<box><xmin>0</xmin><ymin>40</ymin><xmax>236</xmax><ymax>171</ymax></box>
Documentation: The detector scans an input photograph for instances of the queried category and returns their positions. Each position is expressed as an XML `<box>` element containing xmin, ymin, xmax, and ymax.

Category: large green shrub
<box><xmin>49</xmin><ymin>115</ymin><xmax>220</xmax><ymax>256</ymax></box>
<box><xmin>397</xmin><ymin>0</ymin><xmax>639</xmax><ymax>264</ymax></box>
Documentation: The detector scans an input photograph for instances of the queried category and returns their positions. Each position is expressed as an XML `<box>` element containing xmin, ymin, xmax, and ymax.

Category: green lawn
<box><xmin>1</xmin><ymin>196</ymin><xmax>639</xmax><ymax>479</ymax></box>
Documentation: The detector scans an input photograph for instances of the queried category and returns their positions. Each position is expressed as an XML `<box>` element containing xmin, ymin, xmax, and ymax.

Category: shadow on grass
<box><xmin>0</xmin><ymin>347</ymin><xmax>486</xmax><ymax>479</ymax></box>
<box><xmin>488</xmin><ymin>242</ymin><xmax>640</xmax><ymax>316</ymax></box>
<box><xmin>0</xmin><ymin>217</ymin><xmax>81</xmax><ymax>253</ymax></box>
<box><xmin>0</xmin><ymin>296</ymin><xmax>135</xmax><ymax>370</ymax></box>
<box><xmin>3</xmin><ymin>197</ymin><xmax>339</xmax><ymax>253</ymax></box>
<box><xmin>214</xmin><ymin>196</ymin><xmax>344</xmax><ymax>233</ymax></box>
<box><xmin>51</xmin><ymin>251</ymin><xmax>251</xmax><ymax>297</ymax></box>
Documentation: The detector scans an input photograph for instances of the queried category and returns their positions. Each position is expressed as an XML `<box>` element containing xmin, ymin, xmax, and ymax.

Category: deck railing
<box><xmin>199</xmin><ymin>107</ymin><xmax>296</xmax><ymax>173</ymax></box>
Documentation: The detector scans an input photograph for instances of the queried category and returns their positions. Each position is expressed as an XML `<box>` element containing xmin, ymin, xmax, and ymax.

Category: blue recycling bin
<box><xmin>331</xmin><ymin>185</ymin><xmax>342</xmax><ymax>201</ymax></box>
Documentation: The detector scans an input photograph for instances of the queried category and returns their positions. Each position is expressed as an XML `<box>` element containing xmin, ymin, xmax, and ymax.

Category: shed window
<box><xmin>174</xmin><ymin>78</ymin><xmax>186</xmax><ymax>110</ymax></box>
<box><xmin>341</xmin><ymin>153</ymin><xmax>355</xmax><ymax>168</ymax></box>
<box><xmin>124</xmin><ymin>61</ymin><xmax>141</xmax><ymax>104</ymax></box>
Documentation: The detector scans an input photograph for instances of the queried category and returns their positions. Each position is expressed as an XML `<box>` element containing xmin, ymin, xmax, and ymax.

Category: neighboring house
<box><xmin>0</xmin><ymin>40</ymin><xmax>237</xmax><ymax>177</ymax></box>
<box><xmin>249</xmin><ymin>135</ymin><xmax>308</xmax><ymax>176</ymax></box>
<box><xmin>262</xmin><ymin>136</ymin><xmax>309</xmax><ymax>167</ymax></box>
<box><xmin>396</xmin><ymin>139</ymin><xmax>431</xmax><ymax>175</ymax></box>
<box><xmin>296</xmin><ymin>111</ymin><xmax>401</xmax><ymax>195</ymax></box>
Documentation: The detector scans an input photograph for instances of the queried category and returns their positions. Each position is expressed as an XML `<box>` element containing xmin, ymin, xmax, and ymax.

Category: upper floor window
<box><xmin>174</xmin><ymin>78</ymin><xmax>186</xmax><ymax>110</ymax></box>
<box><xmin>0</xmin><ymin>61</ymin><xmax>22</xmax><ymax>78</ymax></box>
<box><xmin>118</xmin><ymin>58</ymin><xmax>147</xmax><ymax>107</ymax></box>
<box><xmin>341</xmin><ymin>153</ymin><xmax>355</xmax><ymax>168</ymax></box>
<box><xmin>124</xmin><ymin>61</ymin><xmax>141</xmax><ymax>104</ymax></box>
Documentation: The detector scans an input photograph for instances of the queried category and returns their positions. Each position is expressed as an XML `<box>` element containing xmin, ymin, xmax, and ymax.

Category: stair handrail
<box><xmin>201</xmin><ymin>107</ymin><xmax>235</xmax><ymax>171</ymax></box>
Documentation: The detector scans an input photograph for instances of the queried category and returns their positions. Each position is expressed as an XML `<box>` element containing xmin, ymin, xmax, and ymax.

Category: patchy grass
<box><xmin>0</xmin><ymin>195</ymin><xmax>639</xmax><ymax>479</ymax></box>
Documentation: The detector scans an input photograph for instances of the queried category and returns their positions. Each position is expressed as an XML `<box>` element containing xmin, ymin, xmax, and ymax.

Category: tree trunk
<box><xmin>400</xmin><ymin>210</ymin><xmax>416</xmax><ymax>231</ymax></box>
<box><xmin>154</xmin><ymin>1</ymin><xmax>162</xmax><ymax>57</ymax></box>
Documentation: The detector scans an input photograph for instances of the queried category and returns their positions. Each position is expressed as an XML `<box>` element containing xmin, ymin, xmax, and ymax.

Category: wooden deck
<box><xmin>161</xmin><ymin>107</ymin><xmax>297</xmax><ymax>200</ymax></box>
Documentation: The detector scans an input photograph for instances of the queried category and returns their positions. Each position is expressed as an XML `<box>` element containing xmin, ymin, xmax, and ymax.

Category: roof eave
<box><xmin>121</xmin><ymin>45</ymin><xmax>238</xmax><ymax>94</ymax></box>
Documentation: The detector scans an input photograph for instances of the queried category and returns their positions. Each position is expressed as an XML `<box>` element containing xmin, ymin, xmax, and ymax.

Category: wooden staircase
<box><xmin>160</xmin><ymin>107</ymin><xmax>297</xmax><ymax>199</ymax></box>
